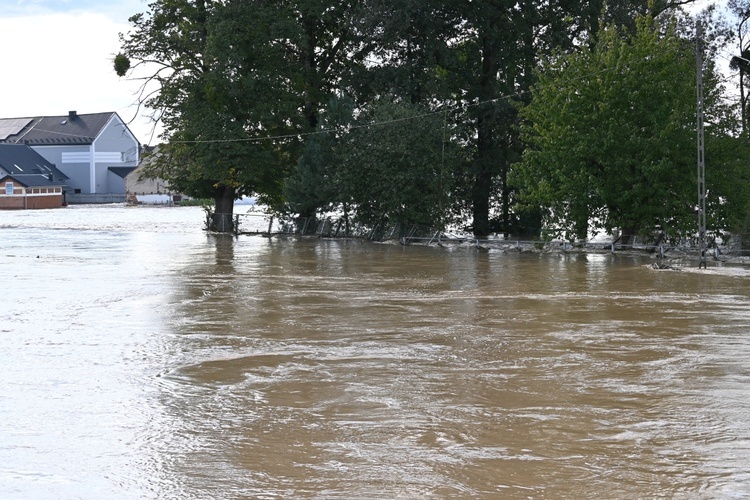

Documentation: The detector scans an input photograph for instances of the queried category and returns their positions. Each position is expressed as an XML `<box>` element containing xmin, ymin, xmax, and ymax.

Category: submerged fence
<box><xmin>236</xmin><ymin>213</ymin><xmax>439</xmax><ymax>241</ymax></box>
<box><xmin>229</xmin><ymin>212</ymin><xmax>750</xmax><ymax>262</ymax></box>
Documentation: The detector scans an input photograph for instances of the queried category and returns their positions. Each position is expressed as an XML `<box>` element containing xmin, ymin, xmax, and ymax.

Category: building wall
<box><xmin>95</xmin><ymin>115</ymin><xmax>139</xmax><ymax>194</ymax></box>
<box><xmin>29</xmin><ymin>114</ymin><xmax>139</xmax><ymax>196</ymax></box>
<box><xmin>33</xmin><ymin>144</ymin><xmax>91</xmax><ymax>193</ymax></box>
<box><xmin>26</xmin><ymin>193</ymin><xmax>64</xmax><ymax>209</ymax></box>
<box><xmin>95</xmin><ymin>115</ymin><xmax>139</xmax><ymax>162</ymax></box>
<box><xmin>65</xmin><ymin>193</ymin><xmax>125</xmax><ymax>204</ymax></box>
<box><xmin>107</xmin><ymin>170</ymin><xmax>127</xmax><ymax>194</ymax></box>
<box><xmin>0</xmin><ymin>180</ymin><xmax>63</xmax><ymax>209</ymax></box>
<box><xmin>0</xmin><ymin>196</ymin><xmax>25</xmax><ymax>209</ymax></box>
<box><xmin>126</xmin><ymin>165</ymin><xmax>164</xmax><ymax>195</ymax></box>
<box><xmin>125</xmin><ymin>146</ymin><xmax>181</xmax><ymax>203</ymax></box>
<box><xmin>0</xmin><ymin>194</ymin><xmax>63</xmax><ymax>209</ymax></box>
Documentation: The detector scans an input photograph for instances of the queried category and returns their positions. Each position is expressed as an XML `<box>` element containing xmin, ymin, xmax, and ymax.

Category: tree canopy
<box><xmin>117</xmin><ymin>0</ymin><xmax>363</xmax><ymax>230</ymax></box>
<box><xmin>513</xmin><ymin>13</ymin><xmax>749</xmax><ymax>242</ymax></box>
<box><xmin>116</xmin><ymin>0</ymin><xmax>750</xmax><ymax>240</ymax></box>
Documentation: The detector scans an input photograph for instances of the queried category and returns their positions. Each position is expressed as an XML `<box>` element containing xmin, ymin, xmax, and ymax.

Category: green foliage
<box><xmin>118</xmin><ymin>0</ymin><xmax>747</xmax><ymax>239</ymax></box>
<box><xmin>284</xmin><ymin>133</ymin><xmax>337</xmax><ymax>217</ymax></box>
<box><xmin>336</xmin><ymin>100</ymin><xmax>458</xmax><ymax>230</ymax></box>
<box><xmin>117</xmin><ymin>0</ymin><xmax>251</xmax><ymax>226</ymax></box>
<box><xmin>177</xmin><ymin>197</ymin><xmax>212</xmax><ymax>206</ymax></box>
<box><xmin>113</xmin><ymin>53</ymin><xmax>130</xmax><ymax>77</ymax></box>
<box><xmin>118</xmin><ymin>0</ymin><xmax>367</xmax><ymax>231</ymax></box>
<box><xmin>704</xmin><ymin>134</ymin><xmax>750</xmax><ymax>238</ymax></box>
<box><xmin>346</xmin><ymin>0</ymin><xmax>458</xmax><ymax>105</ymax></box>
<box><xmin>514</xmin><ymin>13</ymin><xmax>746</xmax><ymax>241</ymax></box>
<box><xmin>422</xmin><ymin>0</ymin><xmax>633</xmax><ymax>236</ymax></box>
<box><xmin>728</xmin><ymin>0</ymin><xmax>750</xmax><ymax>134</ymax></box>
<box><xmin>284</xmin><ymin>96</ymin><xmax>355</xmax><ymax>217</ymax></box>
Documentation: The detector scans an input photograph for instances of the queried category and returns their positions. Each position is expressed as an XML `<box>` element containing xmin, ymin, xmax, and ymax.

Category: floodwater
<box><xmin>2</xmin><ymin>205</ymin><xmax>750</xmax><ymax>499</ymax></box>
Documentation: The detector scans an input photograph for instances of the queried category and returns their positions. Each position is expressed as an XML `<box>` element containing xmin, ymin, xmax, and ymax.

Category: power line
<box><xmin>167</xmin><ymin>89</ymin><xmax>532</xmax><ymax>145</ymax></box>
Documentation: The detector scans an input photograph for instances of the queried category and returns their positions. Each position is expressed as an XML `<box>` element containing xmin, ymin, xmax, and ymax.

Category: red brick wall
<box><xmin>0</xmin><ymin>195</ymin><xmax>63</xmax><ymax>209</ymax></box>
<box><xmin>28</xmin><ymin>195</ymin><xmax>64</xmax><ymax>209</ymax></box>
<box><xmin>0</xmin><ymin>197</ymin><xmax>25</xmax><ymax>209</ymax></box>
<box><xmin>0</xmin><ymin>179</ymin><xmax>64</xmax><ymax>209</ymax></box>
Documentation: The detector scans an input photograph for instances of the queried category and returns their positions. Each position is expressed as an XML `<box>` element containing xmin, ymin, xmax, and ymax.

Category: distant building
<box><xmin>0</xmin><ymin>144</ymin><xmax>68</xmax><ymax>209</ymax></box>
<box><xmin>125</xmin><ymin>145</ymin><xmax>188</xmax><ymax>205</ymax></box>
<box><xmin>0</xmin><ymin>111</ymin><xmax>140</xmax><ymax>203</ymax></box>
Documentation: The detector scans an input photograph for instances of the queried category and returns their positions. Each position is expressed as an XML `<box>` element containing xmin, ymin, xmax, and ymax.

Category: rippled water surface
<box><xmin>2</xmin><ymin>205</ymin><xmax>750</xmax><ymax>499</ymax></box>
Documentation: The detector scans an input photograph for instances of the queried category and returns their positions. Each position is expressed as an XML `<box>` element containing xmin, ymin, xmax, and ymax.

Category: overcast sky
<box><xmin>0</xmin><ymin>0</ymin><xmax>721</xmax><ymax>148</ymax></box>
<box><xmin>0</xmin><ymin>0</ymin><xmax>159</xmax><ymax>145</ymax></box>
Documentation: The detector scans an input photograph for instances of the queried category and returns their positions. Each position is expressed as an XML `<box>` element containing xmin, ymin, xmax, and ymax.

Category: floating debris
<box><xmin>651</xmin><ymin>262</ymin><xmax>678</xmax><ymax>270</ymax></box>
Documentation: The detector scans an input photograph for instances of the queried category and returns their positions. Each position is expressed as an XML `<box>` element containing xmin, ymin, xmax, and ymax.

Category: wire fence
<box><xmin>205</xmin><ymin>211</ymin><xmax>241</xmax><ymax>234</ymax></box>
<box><xmin>236</xmin><ymin>214</ymin><xmax>440</xmax><ymax>241</ymax></box>
<box><xmin>227</xmin><ymin>212</ymin><xmax>750</xmax><ymax>264</ymax></box>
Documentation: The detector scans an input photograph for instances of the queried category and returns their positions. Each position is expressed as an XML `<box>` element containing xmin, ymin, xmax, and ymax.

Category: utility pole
<box><xmin>696</xmin><ymin>21</ymin><xmax>707</xmax><ymax>268</ymax></box>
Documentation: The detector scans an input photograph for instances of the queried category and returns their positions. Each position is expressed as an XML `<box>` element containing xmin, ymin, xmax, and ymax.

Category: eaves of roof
<box><xmin>109</xmin><ymin>166</ymin><xmax>137</xmax><ymax>179</ymax></box>
<box><xmin>1</xmin><ymin>174</ymin><xmax>65</xmax><ymax>187</ymax></box>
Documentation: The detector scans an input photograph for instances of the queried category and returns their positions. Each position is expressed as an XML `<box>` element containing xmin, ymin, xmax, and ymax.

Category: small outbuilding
<box><xmin>0</xmin><ymin>144</ymin><xmax>69</xmax><ymax>209</ymax></box>
<box><xmin>125</xmin><ymin>145</ymin><xmax>188</xmax><ymax>205</ymax></box>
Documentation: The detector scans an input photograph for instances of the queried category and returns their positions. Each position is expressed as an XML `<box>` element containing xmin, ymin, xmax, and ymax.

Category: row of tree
<box><xmin>116</xmin><ymin>0</ymin><xmax>750</xmax><ymax>241</ymax></box>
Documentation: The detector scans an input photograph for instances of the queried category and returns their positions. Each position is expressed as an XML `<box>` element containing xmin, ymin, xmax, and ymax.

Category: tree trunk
<box><xmin>472</xmin><ymin>34</ymin><xmax>498</xmax><ymax>239</ymax></box>
<box><xmin>472</xmin><ymin>156</ymin><xmax>492</xmax><ymax>238</ymax></box>
<box><xmin>500</xmin><ymin>160</ymin><xmax>510</xmax><ymax>238</ymax></box>
<box><xmin>210</xmin><ymin>184</ymin><xmax>236</xmax><ymax>233</ymax></box>
<box><xmin>343</xmin><ymin>202</ymin><xmax>350</xmax><ymax>236</ymax></box>
<box><xmin>741</xmin><ymin>65</ymin><xmax>747</xmax><ymax>135</ymax></box>
<box><xmin>302</xmin><ymin>15</ymin><xmax>319</xmax><ymax>129</ymax></box>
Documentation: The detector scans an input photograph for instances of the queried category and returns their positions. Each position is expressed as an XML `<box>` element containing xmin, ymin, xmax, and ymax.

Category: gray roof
<box><xmin>0</xmin><ymin>144</ymin><xmax>69</xmax><ymax>181</ymax></box>
<box><xmin>0</xmin><ymin>111</ymin><xmax>115</xmax><ymax>145</ymax></box>
<box><xmin>109</xmin><ymin>166</ymin><xmax>137</xmax><ymax>179</ymax></box>
<box><xmin>0</xmin><ymin>173</ymin><xmax>65</xmax><ymax>187</ymax></box>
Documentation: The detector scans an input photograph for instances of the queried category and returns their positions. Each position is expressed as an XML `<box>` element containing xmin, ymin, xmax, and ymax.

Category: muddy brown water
<box><xmin>2</xmin><ymin>205</ymin><xmax>750</xmax><ymax>498</ymax></box>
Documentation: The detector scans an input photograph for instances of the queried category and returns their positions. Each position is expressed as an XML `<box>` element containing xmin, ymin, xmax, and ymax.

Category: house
<box><xmin>0</xmin><ymin>144</ymin><xmax>69</xmax><ymax>209</ymax></box>
<box><xmin>0</xmin><ymin>111</ymin><xmax>140</xmax><ymax>203</ymax></box>
<box><xmin>125</xmin><ymin>145</ymin><xmax>188</xmax><ymax>205</ymax></box>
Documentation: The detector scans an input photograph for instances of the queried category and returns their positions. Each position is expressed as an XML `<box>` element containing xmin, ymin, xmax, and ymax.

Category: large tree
<box><xmin>436</xmin><ymin>0</ymin><xmax>700</xmax><ymax>238</ymax></box>
<box><xmin>117</xmin><ymin>0</ymin><xmax>366</xmax><ymax>231</ymax></box>
<box><xmin>439</xmin><ymin>0</ymin><xmax>610</xmax><ymax>237</ymax></box>
<box><xmin>117</xmin><ymin>0</ymin><xmax>298</xmax><ymax>231</ymax></box>
<box><xmin>117</xmin><ymin>0</ymin><xmax>711</xmax><ymax>236</ymax></box>
<box><xmin>282</xmin><ymin>0</ymin><xmax>460</xmax><ymax>223</ymax></box>
<box><xmin>514</xmin><ymin>12</ymin><xmax>747</xmax><ymax>242</ymax></box>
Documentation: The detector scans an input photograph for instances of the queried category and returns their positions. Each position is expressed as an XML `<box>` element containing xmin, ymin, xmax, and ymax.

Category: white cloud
<box><xmin>1</xmin><ymin>0</ymin><xmax>149</xmax><ymax>26</ymax></box>
<box><xmin>0</xmin><ymin>8</ymin><xmax>161</xmax><ymax>145</ymax></box>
